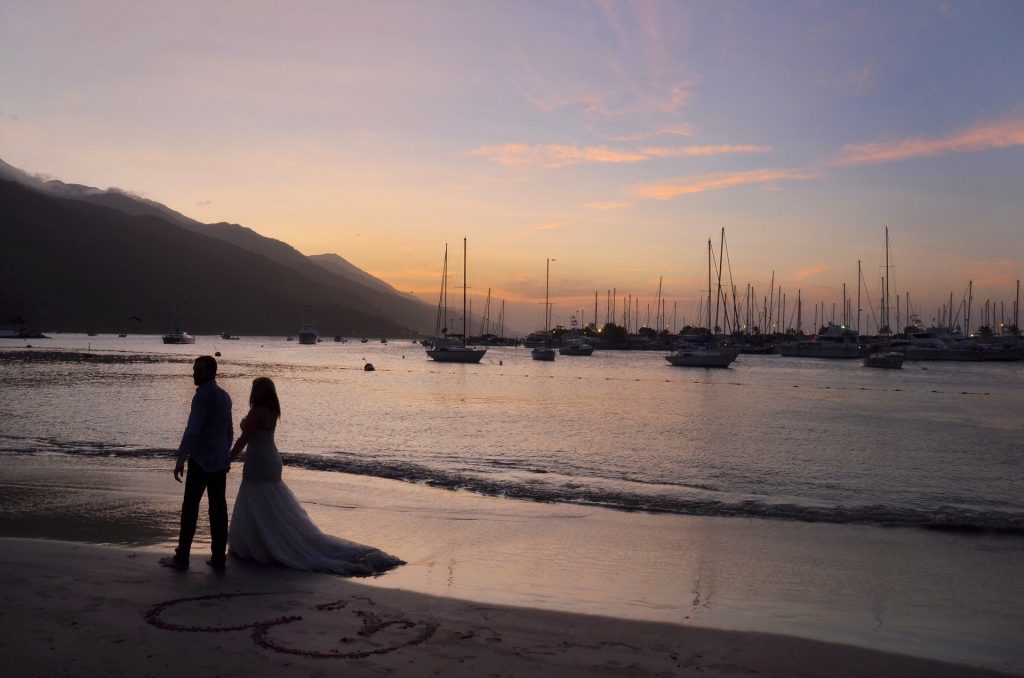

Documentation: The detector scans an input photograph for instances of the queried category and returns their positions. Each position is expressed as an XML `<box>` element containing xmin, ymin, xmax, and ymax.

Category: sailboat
<box><xmin>531</xmin><ymin>258</ymin><xmax>556</xmax><ymax>361</ymax></box>
<box><xmin>162</xmin><ymin>304</ymin><xmax>195</xmax><ymax>344</ymax></box>
<box><xmin>426</xmin><ymin>239</ymin><xmax>487</xmax><ymax>363</ymax></box>
<box><xmin>666</xmin><ymin>234</ymin><xmax>738</xmax><ymax>368</ymax></box>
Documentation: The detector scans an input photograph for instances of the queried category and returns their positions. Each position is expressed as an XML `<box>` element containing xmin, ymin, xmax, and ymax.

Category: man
<box><xmin>160</xmin><ymin>355</ymin><xmax>233</xmax><ymax>570</ymax></box>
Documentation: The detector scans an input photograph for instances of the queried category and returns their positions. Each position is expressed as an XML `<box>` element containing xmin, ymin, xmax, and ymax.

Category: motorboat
<box><xmin>162</xmin><ymin>330</ymin><xmax>195</xmax><ymax>344</ymax></box>
<box><xmin>776</xmin><ymin>324</ymin><xmax>860</xmax><ymax>358</ymax></box>
<box><xmin>863</xmin><ymin>351</ymin><xmax>904</xmax><ymax>369</ymax></box>
<box><xmin>559</xmin><ymin>337</ymin><xmax>594</xmax><ymax>356</ymax></box>
<box><xmin>298</xmin><ymin>323</ymin><xmax>318</xmax><ymax>345</ymax></box>
<box><xmin>531</xmin><ymin>346</ymin><xmax>556</xmax><ymax>361</ymax></box>
<box><xmin>666</xmin><ymin>345</ymin><xmax>738</xmax><ymax>368</ymax></box>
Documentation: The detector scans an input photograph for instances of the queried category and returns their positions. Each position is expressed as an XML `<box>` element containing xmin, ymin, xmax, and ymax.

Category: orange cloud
<box><xmin>516</xmin><ymin>220</ymin><xmax>568</xmax><ymax>237</ymax></box>
<box><xmin>581</xmin><ymin>201</ymin><xmax>630</xmax><ymax>210</ymax></box>
<box><xmin>953</xmin><ymin>260</ymin><xmax>1022</xmax><ymax>291</ymax></box>
<box><xmin>660</xmin><ymin>124</ymin><xmax>693</xmax><ymax>137</ymax></box>
<box><xmin>471</xmin><ymin>143</ymin><xmax>646</xmax><ymax>168</ymax></box>
<box><xmin>628</xmin><ymin>169</ymin><xmax>823</xmax><ymax>199</ymax></box>
<box><xmin>641</xmin><ymin>144</ymin><xmax>772</xmax><ymax>158</ymax></box>
<box><xmin>471</xmin><ymin>141</ymin><xmax>769</xmax><ymax>168</ymax></box>
<box><xmin>834</xmin><ymin>116</ymin><xmax>1024</xmax><ymax>166</ymax></box>
<box><xmin>792</xmin><ymin>265</ymin><xmax>828</xmax><ymax>281</ymax></box>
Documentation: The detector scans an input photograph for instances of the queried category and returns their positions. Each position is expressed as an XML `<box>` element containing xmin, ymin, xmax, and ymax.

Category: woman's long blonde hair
<box><xmin>249</xmin><ymin>377</ymin><xmax>281</xmax><ymax>420</ymax></box>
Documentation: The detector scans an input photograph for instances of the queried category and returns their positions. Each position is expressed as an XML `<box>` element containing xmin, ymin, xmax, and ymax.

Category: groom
<box><xmin>160</xmin><ymin>355</ymin><xmax>234</xmax><ymax>571</ymax></box>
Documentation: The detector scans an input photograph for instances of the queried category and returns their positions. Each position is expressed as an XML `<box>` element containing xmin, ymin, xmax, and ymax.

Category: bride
<box><xmin>228</xmin><ymin>377</ymin><xmax>404</xmax><ymax>576</ymax></box>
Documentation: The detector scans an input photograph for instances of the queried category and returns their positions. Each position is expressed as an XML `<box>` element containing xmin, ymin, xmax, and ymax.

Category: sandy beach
<box><xmin>2</xmin><ymin>536</ymin><xmax>1014</xmax><ymax>677</ymax></box>
<box><xmin>2</xmin><ymin>451</ymin><xmax>1022</xmax><ymax>676</ymax></box>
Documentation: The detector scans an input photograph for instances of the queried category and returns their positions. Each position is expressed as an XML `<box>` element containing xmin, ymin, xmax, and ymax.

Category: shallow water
<box><xmin>2</xmin><ymin>334</ymin><xmax>1022</xmax><ymax>532</ymax></box>
<box><xmin>2</xmin><ymin>334</ymin><xmax>1023</xmax><ymax>671</ymax></box>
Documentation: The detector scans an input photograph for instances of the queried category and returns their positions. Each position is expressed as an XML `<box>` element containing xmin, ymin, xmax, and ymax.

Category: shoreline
<box><xmin>1</xmin><ymin>537</ymin><xmax>1015</xmax><ymax>677</ymax></box>
<box><xmin>2</xmin><ymin>452</ymin><xmax>1023</xmax><ymax>674</ymax></box>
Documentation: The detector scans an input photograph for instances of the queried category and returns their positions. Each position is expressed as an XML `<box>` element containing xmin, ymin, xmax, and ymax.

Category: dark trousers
<box><xmin>175</xmin><ymin>459</ymin><xmax>228</xmax><ymax>564</ymax></box>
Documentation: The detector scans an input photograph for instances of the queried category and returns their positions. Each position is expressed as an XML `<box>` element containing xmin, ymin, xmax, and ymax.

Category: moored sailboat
<box><xmin>666</xmin><ymin>234</ymin><xmax>737</xmax><ymax>368</ymax></box>
<box><xmin>426</xmin><ymin>239</ymin><xmax>487</xmax><ymax>364</ymax></box>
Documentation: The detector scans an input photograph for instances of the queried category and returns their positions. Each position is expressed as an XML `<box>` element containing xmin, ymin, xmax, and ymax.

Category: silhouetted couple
<box><xmin>160</xmin><ymin>356</ymin><xmax>403</xmax><ymax>575</ymax></box>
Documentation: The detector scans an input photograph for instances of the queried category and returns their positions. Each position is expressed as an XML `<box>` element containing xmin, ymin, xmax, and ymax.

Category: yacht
<box><xmin>666</xmin><ymin>344</ymin><xmax>738</xmax><ymax>368</ymax></box>
<box><xmin>298</xmin><ymin>323</ymin><xmax>318</xmax><ymax>345</ymax></box>
<box><xmin>162</xmin><ymin>330</ymin><xmax>195</xmax><ymax>345</ymax></box>
<box><xmin>559</xmin><ymin>335</ymin><xmax>594</xmax><ymax>356</ymax></box>
<box><xmin>863</xmin><ymin>351</ymin><xmax>904</xmax><ymax>369</ymax></box>
<box><xmin>531</xmin><ymin>346</ymin><xmax>556</xmax><ymax>361</ymax></box>
<box><xmin>776</xmin><ymin>324</ymin><xmax>860</xmax><ymax>358</ymax></box>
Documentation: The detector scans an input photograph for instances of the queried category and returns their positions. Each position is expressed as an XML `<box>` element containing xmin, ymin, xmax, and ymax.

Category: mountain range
<box><xmin>0</xmin><ymin>159</ymin><xmax>440</xmax><ymax>337</ymax></box>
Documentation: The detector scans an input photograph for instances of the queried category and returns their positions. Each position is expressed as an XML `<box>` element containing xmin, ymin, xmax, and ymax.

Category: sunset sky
<box><xmin>2</xmin><ymin>1</ymin><xmax>1022</xmax><ymax>333</ymax></box>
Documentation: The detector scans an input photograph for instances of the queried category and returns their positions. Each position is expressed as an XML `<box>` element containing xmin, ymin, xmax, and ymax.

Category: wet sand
<box><xmin>1</xmin><ymin>453</ymin><xmax>1022</xmax><ymax>675</ymax></box>
<box><xmin>1</xmin><ymin>537</ymin><xmax>1014</xmax><ymax>677</ymax></box>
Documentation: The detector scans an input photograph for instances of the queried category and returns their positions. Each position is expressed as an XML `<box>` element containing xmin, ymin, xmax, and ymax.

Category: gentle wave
<box><xmin>4</xmin><ymin>441</ymin><xmax>1022</xmax><ymax>535</ymax></box>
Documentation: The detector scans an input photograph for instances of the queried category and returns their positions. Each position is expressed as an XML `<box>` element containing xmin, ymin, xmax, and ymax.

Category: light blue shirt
<box><xmin>177</xmin><ymin>380</ymin><xmax>234</xmax><ymax>472</ymax></box>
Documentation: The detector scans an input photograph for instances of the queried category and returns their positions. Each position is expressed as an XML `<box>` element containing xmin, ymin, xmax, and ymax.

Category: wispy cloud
<box><xmin>954</xmin><ymin>260</ymin><xmax>1022</xmax><ymax>291</ymax></box>
<box><xmin>834</xmin><ymin>116</ymin><xmax>1024</xmax><ymax>166</ymax></box>
<box><xmin>516</xmin><ymin>220</ymin><xmax>568</xmax><ymax>237</ymax></box>
<box><xmin>660</xmin><ymin>124</ymin><xmax>693</xmax><ymax>137</ymax></box>
<box><xmin>642</xmin><ymin>144</ymin><xmax>772</xmax><ymax>158</ymax></box>
<box><xmin>628</xmin><ymin>169</ymin><xmax>823</xmax><ymax>199</ymax></box>
<box><xmin>471</xmin><ymin>142</ymin><xmax>769</xmax><ymax>168</ymax></box>
<box><xmin>471</xmin><ymin>144</ymin><xmax>646</xmax><ymax>168</ymax></box>
<box><xmin>792</xmin><ymin>265</ymin><xmax>828</xmax><ymax>281</ymax></box>
<box><xmin>582</xmin><ymin>201</ymin><xmax>630</xmax><ymax>210</ymax></box>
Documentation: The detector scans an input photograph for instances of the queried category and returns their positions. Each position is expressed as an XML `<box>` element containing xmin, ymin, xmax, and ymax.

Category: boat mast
<box><xmin>436</xmin><ymin>244</ymin><xmax>448</xmax><ymax>336</ymax></box>
<box><xmin>883</xmin><ymin>226</ymin><xmax>891</xmax><ymax>336</ymax></box>
<box><xmin>545</xmin><ymin>258</ymin><xmax>551</xmax><ymax>333</ymax></box>
<box><xmin>797</xmin><ymin>289</ymin><xmax>802</xmax><ymax>334</ymax></box>
<box><xmin>857</xmin><ymin>259</ymin><xmax>862</xmax><ymax>333</ymax></box>
<box><xmin>715</xmin><ymin>228</ymin><xmax>725</xmax><ymax>335</ymax></box>
<box><xmin>967</xmin><ymin>280</ymin><xmax>973</xmax><ymax>334</ymax></box>
<box><xmin>1016</xmin><ymin>279</ymin><xmax>1020</xmax><ymax>332</ymax></box>
<box><xmin>706</xmin><ymin>238</ymin><xmax>712</xmax><ymax>332</ymax></box>
<box><xmin>462</xmin><ymin>238</ymin><xmax>467</xmax><ymax>346</ymax></box>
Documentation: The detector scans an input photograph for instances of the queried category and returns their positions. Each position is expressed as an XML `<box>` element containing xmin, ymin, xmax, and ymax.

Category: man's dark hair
<box><xmin>195</xmin><ymin>355</ymin><xmax>218</xmax><ymax>375</ymax></box>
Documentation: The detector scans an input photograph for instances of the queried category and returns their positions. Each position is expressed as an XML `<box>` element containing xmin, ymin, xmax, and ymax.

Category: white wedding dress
<box><xmin>228</xmin><ymin>427</ymin><xmax>404</xmax><ymax>576</ymax></box>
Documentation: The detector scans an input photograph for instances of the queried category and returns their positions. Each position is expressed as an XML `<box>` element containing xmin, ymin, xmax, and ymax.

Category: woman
<box><xmin>228</xmin><ymin>377</ymin><xmax>404</xmax><ymax>575</ymax></box>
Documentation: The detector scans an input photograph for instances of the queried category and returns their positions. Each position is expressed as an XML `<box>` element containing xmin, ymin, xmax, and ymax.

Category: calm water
<box><xmin>2</xmin><ymin>333</ymin><xmax>1022</xmax><ymax>534</ymax></box>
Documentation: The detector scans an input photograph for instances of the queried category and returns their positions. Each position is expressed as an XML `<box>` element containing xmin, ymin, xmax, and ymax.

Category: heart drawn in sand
<box><xmin>144</xmin><ymin>592</ymin><xmax>437</xmax><ymax>658</ymax></box>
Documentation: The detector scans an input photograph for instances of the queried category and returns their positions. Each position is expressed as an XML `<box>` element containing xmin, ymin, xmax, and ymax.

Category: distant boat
<box><xmin>666</xmin><ymin>346</ymin><xmax>738</xmax><ymax>368</ymax></box>
<box><xmin>162</xmin><ymin>330</ymin><xmax>195</xmax><ymax>344</ymax></box>
<box><xmin>863</xmin><ymin>351</ymin><xmax>904</xmax><ymax>369</ymax></box>
<box><xmin>531</xmin><ymin>346</ymin><xmax>556</xmax><ymax>361</ymax></box>
<box><xmin>163</xmin><ymin>303</ymin><xmax>195</xmax><ymax>344</ymax></box>
<box><xmin>776</xmin><ymin>324</ymin><xmax>860</xmax><ymax>358</ymax></box>
<box><xmin>220</xmin><ymin>332</ymin><xmax>240</xmax><ymax>340</ymax></box>
<box><xmin>666</xmin><ymin>235</ymin><xmax>737</xmax><ymax>368</ymax></box>
<box><xmin>426</xmin><ymin>239</ymin><xmax>486</xmax><ymax>364</ymax></box>
<box><xmin>531</xmin><ymin>258</ymin><xmax>556</xmax><ymax>362</ymax></box>
<box><xmin>298</xmin><ymin>306</ymin><xmax>318</xmax><ymax>345</ymax></box>
<box><xmin>559</xmin><ymin>336</ymin><xmax>594</xmax><ymax>356</ymax></box>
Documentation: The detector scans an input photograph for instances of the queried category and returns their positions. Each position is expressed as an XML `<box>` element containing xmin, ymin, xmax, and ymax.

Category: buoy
<box><xmin>214</xmin><ymin>351</ymin><xmax>221</xmax><ymax>357</ymax></box>
<box><xmin>364</xmin><ymin>363</ymin><xmax>375</xmax><ymax>371</ymax></box>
